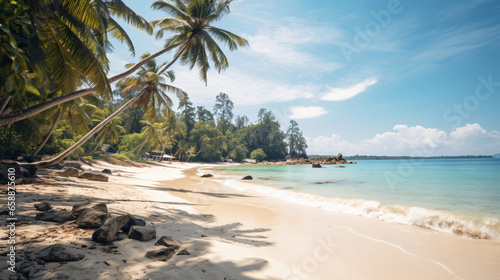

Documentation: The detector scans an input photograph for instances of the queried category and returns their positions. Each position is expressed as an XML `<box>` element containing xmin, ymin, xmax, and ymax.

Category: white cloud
<box><xmin>321</xmin><ymin>78</ymin><xmax>378</xmax><ymax>101</ymax></box>
<box><xmin>244</xmin><ymin>24</ymin><xmax>343</xmax><ymax>72</ymax></box>
<box><xmin>307</xmin><ymin>124</ymin><xmax>500</xmax><ymax>156</ymax></box>
<box><xmin>172</xmin><ymin>68</ymin><xmax>317</xmax><ymax>106</ymax></box>
<box><xmin>289</xmin><ymin>106</ymin><xmax>328</xmax><ymax>120</ymax></box>
<box><xmin>107</xmin><ymin>53</ymin><xmax>130</xmax><ymax>77</ymax></box>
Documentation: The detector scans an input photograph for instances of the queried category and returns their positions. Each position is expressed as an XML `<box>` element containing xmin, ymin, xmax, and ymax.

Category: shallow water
<box><xmin>217</xmin><ymin>158</ymin><xmax>500</xmax><ymax>240</ymax></box>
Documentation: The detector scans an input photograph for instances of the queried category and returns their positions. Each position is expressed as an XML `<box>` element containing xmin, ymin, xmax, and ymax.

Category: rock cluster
<box><xmin>257</xmin><ymin>153</ymin><xmax>357</xmax><ymax>166</ymax></box>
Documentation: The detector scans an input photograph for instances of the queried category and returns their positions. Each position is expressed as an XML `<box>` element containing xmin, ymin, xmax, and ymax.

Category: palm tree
<box><xmin>31</xmin><ymin>55</ymin><xmax>186</xmax><ymax>167</ymax></box>
<box><xmin>0</xmin><ymin>0</ymin><xmax>247</xmax><ymax>126</ymax></box>
<box><xmin>89</xmin><ymin>107</ymin><xmax>126</xmax><ymax>154</ymax></box>
<box><xmin>0</xmin><ymin>0</ymin><xmax>153</xmax><ymax>125</ymax></box>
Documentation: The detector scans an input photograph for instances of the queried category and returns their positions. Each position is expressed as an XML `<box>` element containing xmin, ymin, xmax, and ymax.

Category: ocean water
<box><xmin>216</xmin><ymin>158</ymin><xmax>500</xmax><ymax>241</ymax></box>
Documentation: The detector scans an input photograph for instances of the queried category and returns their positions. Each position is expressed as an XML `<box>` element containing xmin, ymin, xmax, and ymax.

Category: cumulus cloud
<box><xmin>307</xmin><ymin>124</ymin><xmax>500</xmax><ymax>156</ymax></box>
<box><xmin>289</xmin><ymin>106</ymin><xmax>328</xmax><ymax>120</ymax></box>
<box><xmin>321</xmin><ymin>78</ymin><xmax>378</xmax><ymax>101</ymax></box>
<box><xmin>172</xmin><ymin>68</ymin><xmax>317</xmax><ymax>106</ymax></box>
<box><xmin>244</xmin><ymin>24</ymin><xmax>343</xmax><ymax>72</ymax></box>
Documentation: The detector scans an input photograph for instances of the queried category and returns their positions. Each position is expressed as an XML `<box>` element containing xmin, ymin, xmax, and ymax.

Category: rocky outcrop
<box><xmin>256</xmin><ymin>153</ymin><xmax>356</xmax><ymax>166</ymax></box>
<box><xmin>38</xmin><ymin>244</ymin><xmax>85</xmax><ymax>262</ymax></box>
<box><xmin>76</xmin><ymin>209</ymin><xmax>109</xmax><ymax>228</ymax></box>
<box><xmin>145</xmin><ymin>247</ymin><xmax>178</xmax><ymax>262</ymax></box>
<box><xmin>155</xmin><ymin>236</ymin><xmax>181</xmax><ymax>248</ymax></box>
<box><xmin>312</xmin><ymin>163</ymin><xmax>322</xmax><ymax>168</ymax></box>
<box><xmin>92</xmin><ymin>214</ymin><xmax>131</xmax><ymax>243</ymax></box>
<box><xmin>35</xmin><ymin>210</ymin><xmax>75</xmax><ymax>223</ymax></box>
<box><xmin>242</xmin><ymin>175</ymin><xmax>253</xmax><ymax>180</ymax></box>
<box><xmin>72</xmin><ymin>202</ymin><xmax>108</xmax><ymax>217</ymax></box>
<box><xmin>56</xmin><ymin>167</ymin><xmax>80</xmax><ymax>177</ymax></box>
<box><xmin>78</xmin><ymin>171</ymin><xmax>109</xmax><ymax>182</ymax></box>
<box><xmin>102</xmin><ymin>169</ymin><xmax>112</xmax><ymax>174</ymax></box>
<box><xmin>128</xmin><ymin>225</ymin><xmax>156</xmax><ymax>241</ymax></box>
<box><xmin>34</xmin><ymin>202</ymin><xmax>52</xmax><ymax>211</ymax></box>
<box><xmin>121</xmin><ymin>216</ymin><xmax>146</xmax><ymax>233</ymax></box>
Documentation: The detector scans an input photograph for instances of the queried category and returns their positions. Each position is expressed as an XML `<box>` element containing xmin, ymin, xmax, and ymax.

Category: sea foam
<box><xmin>223</xmin><ymin>179</ymin><xmax>500</xmax><ymax>241</ymax></box>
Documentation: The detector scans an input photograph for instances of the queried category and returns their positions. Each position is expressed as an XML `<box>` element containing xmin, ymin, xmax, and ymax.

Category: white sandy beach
<box><xmin>1</xmin><ymin>161</ymin><xmax>499</xmax><ymax>280</ymax></box>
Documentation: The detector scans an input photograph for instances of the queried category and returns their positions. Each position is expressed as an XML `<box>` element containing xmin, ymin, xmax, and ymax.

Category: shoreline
<box><xmin>1</xmin><ymin>161</ymin><xmax>499</xmax><ymax>279</ymax></box>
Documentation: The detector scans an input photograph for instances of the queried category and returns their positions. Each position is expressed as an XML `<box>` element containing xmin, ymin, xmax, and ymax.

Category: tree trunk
<box><xmin>0</xmin><ymin>95</ymin><xmax>11</xmax><ymax>115</ymax></box>
<box><xmin>30</xmin><ymin>108</ymin><xmax>63</xmax><ymax>159</ymax></box>
<box><xmin>30</xmin><ymin>89</ymin><xmax>146</xmax><ymax>168</ymax></box>
<box><xmin>121</xmin><ymin>137</ymin><xmax>149</xmax><ymax>156</ymax></box>
<box><xmin>0</xmin><ymin>41</ymin><xmax>186</xmax><ymax>126</ymax></box>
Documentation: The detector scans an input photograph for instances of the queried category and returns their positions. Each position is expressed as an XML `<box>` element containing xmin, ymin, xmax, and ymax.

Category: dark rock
<box><xmin>36</xmin><ymin>210</ymin><xmax>75</xmax><ymax>223</ymax></box>
<box><xmin>93</xmin><ymin>214</ymin><xmax>131</xmax><ymax>243</ymax></box>
<box><xmin>155</xmin><ymin>236</ymin><xmax>181</xmax><ymax>248</ymax></box>
<box><xmin>34</xmin><ymin>202</ymin><xmax>52</xmax><ymax>211</ymax></box>
<box><xmin>72</xmin><ymin>202</ymin><xmax>108</xmax><ymax>217</ymax></box>
<box><xmin>102</xmin><ymin>169</ymin><xmax>112</xmax><ymax>174</ymax></box>
<box><xmin>177</xmin><ymin>249</ymin><xmax>190</xmax><ymax>255</ymax></box>
<box><xmin>334</xmin><ymin>153</ymin><xmax>344</xmax><ymax>161</ymax></box>
<box><xmin>128</xmin><ymin>225</ymin><xmax>156</xmax><ymax>241</ymax></box>
<box><xmin>20</xmin><ymin>166</ymin><xmax>31</xmax><ymax>178</ymax></box>
<box><xmin>78</xmin><ymin>171</ymin><xmax>109</xmax><ymax>182</ymax></box>
<box><xmin>120</xmin><ymin>216</ymin><xmax>146</xmax><ymax>233</ymax></box>
<box><xmin>76</xmin><ymin>209</ymin><xmax>109</xmax><ymax>228</ymax></box>
<box><xmin>38</xmin><ymin>244</ymin><xmax>85</xmax><ymax>262</ymax></box>
<box><xmin>242</xmin><ymin>175</ymin><xmax>253</xmax><ymax>180</ymax></box>
<box><xmin>56</xmin><ymin>167</ymin><xmax>80</xmax><ymax>177</ymax></box>
<box><xmin>47</xmin><ymin>163</ymin><xmax>64</xmax><ymax>170</ymax></box>
<box><xmin>336</xmin><ymin>166</ymin><xmax>346</xmax><ymax>168</ymax></box>
<box><xmin>63</xmin><ymin>161</ymin><xmax>82</xmax><ymax>170</ymax></box>
<box><xmin>145</xmin><ymin>247</ymin><xmax>178</xmax><ymax>262</ymax></box>
<box><xmin>201</xmin><ymin>174</ymin><xmax>213</xmax><ymax>178</ymax></box>
<box><xmin>312</xmin><ymin>163</ymin><xmax>322</xmax><ymax>168</ymax></box>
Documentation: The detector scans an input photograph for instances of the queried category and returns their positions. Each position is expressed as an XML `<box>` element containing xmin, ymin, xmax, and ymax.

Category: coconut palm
<box><xmin>0</xmin><ymin>0</ymin><xmax>248</xmax><ymax>126</ymax></box>
<box><xmin>32</xmin><ymin>55</ymin><xmax>186</xmax><ymax>167</ymax></box>
<box><xmin>89</xmin><ymin>107</ymin><xmax>127</xmax><ymax>154</ymax></box>
<box><xmin>0</xmin><ymin>0</ymin><xmax>153</xmax><ymax>125</ymax></box>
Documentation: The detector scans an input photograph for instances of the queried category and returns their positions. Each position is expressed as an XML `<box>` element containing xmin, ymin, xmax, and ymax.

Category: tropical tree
<box><xmin>178</xmin><ymin>96</ymin><xmax>196</xmax><ymax>139</ymax></box>
<box><xmin>213</xmin><ymin>92</ymin><xmax>234</xmax><ymax>134</ymax></box>
<box><xmin>286</xmin><ymin>120</ymin><xmax>308</xmax><ymax>158</ymax></box>
<box><xmin>235</xmin><ymin>115</ymin><xmax>249</xmax><ymax>129</ymax></box>
<box><xmin>250</xmin><ymin>148</ymin><xmax>266</xmax><ymax>162</ymax></box>
<box><xmin>89</xmin><ymin>107</ymin><xmax>127</xmax><ymax>154</ymax></box>
<box><xmin>32</xmin><ymin>55</ymin><xmax>186</xmax><ymax>167</ymax></box>
<box><xmin>197</xmin><ymin>106</ymin><xmax>214</xmax><ymax>122</ymax></box>
<box><xmin>0</xmin><ymin>0</ymin><xmax>248</xmax><ymax>126</ymax></box>
<box><xmin>0</xmin><ymin>0</ymin><xmax>153</xmax><ymax>125</ymax></box>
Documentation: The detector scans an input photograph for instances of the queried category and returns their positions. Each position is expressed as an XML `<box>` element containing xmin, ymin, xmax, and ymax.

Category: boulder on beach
<box><xmin>155</xmin><ymin>236</ymin><xmax>181</xmax><ymax>248</ymax></box>
<box><xmin>38</xmin><ymin>244</ymin><xmax>85</xmax><ymax>262</ymax></box>
<box><xmin>242</xmin><ymin>175</ymin><xmax>253</xmax><ymax>180</ymax></box>
<box><xmin>63</xmin><ymin>161</ymin><xmax>82</xmax><ymax>170</ymax></box>
<box><xmin>78</xmin><ymin>171</ymin><xmax>109</xmax><ymax>182</ymax></box>
<box><xmin>120</xmin><ymin>216</ymin><xmax>146</xmax><ymax>233</ymax></box>
<box><xmin>201</xmin><ymin>174</ymin><xmax>213</xmax><ymax>178</ymax></box>
<box><xmin>312</xmin><ymin>163</ymin><xmax>322</xmax><ymax>168</ymax></box>
<box><xmin>93</xmin><ymin>214</ymin><xmax>131</xmax><ymax>243</ymax></box>
<box><xmin>34</xmin><ymin>201</ymin><xmax>52</xmax><ymax>211</ymax></box>
<box><xmin>56</xmin><ymin>167</ymin><xmax>80</xmax><ymax>178</ymax></box>
<box><xmin>146</xmin><ymin>247</ymin><xmax>178</xmax><ymax>262</ymax></box>
<box><xmin>129</xmin><ymin>225</ymin><xmax>156</xmax><ymax>241</ymax></box>
<box><xmin>72</xmin><ymin>202</ymin><xmax>108</xmax><ymax>217</ymax></box>
<box><xmin>36</xmin><ymin>210</ymin><xmax>75</xmax><ymax>223</ymax></box>
<box><xmin>102</xmin><ymin>169</ymin><xmax>112</xmax><ymax>174</ymax></box>
<box><xmin>76</xmin><ymin>209</ymin><xmax>109</xmax><ymax>228</ymax></box>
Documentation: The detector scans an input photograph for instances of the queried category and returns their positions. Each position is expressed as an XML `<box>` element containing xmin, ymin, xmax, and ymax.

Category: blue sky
<box><xmin>108</xmin><ymin>0</ymin><xmax>500</xmax><ymax>156</ymax></box>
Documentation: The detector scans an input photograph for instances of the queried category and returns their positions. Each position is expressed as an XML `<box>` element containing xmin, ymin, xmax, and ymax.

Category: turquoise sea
<box><xmin>217</xmin><ymin>158</ymin><xmax>500</xmax><ymax>240</ymax></box>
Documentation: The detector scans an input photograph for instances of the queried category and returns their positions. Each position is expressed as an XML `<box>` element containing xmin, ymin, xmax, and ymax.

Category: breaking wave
<box><xmin>224</xmin><ymin>179</ymin><xmax>500</xmax><ymax>241</ymax></box>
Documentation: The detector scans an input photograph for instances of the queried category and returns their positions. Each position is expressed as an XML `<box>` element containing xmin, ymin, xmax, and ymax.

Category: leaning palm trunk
<box><xmin>29</xmin><ymin>108</ymin><xmax>63</xmax><ymax>159</ymax></box>
<box><xmin>0</xmin><ymin>96</ymin><xmax>11</xmax><ymax>114</ymax></box>
<box><xmin>121</xmin><ymin>137</ymin><xmax>149</xmax><ymax>156</ymax></box>
<box><xmin>30</xmin><ymin>89</ymin><xmax>147</xmax><ymax>168</ymax></box>
<box><xmin>0</xmin><ymin>41</ymin><xmax>187</xmax><ymax>126</ymax></box>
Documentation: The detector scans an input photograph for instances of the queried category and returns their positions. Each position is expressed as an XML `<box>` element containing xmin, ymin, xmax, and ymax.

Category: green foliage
<box><xmin>287</xmin><ymin>120</ymin><xmax>308</xmax><ymax>158</ymax></box>
<box><xmin>113</xmin><ymin>153</ymin><xmax>130</xmax><ymax>161</ymax></box>
<box><xmin>82</xmin><ymin>155</ymin><xmax>93</xmax><ymax>161</ymax></box>
<box><xmin>118</xmin><ymin>133</ymin><xmax>143</xmax><ymax>153</ymax></box>
<box><xmin>250</xmin><ymin>149</ymin><xmax>267</xmax><ymax>162</ymax></box>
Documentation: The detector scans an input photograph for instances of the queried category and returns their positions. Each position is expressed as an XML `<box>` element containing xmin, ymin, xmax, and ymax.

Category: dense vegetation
<box><xmin>0</xmin><ymin>0</ymin><xmax>308</xmax><ymax>164</ymax></box>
